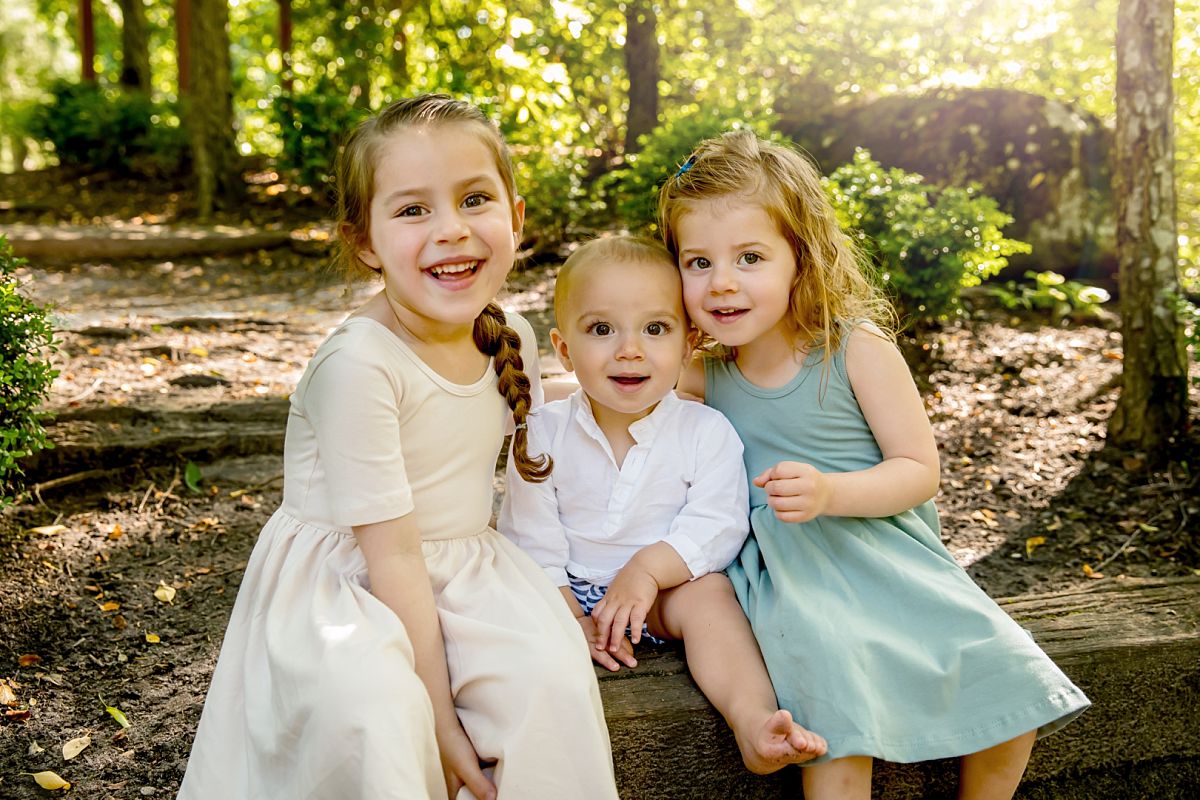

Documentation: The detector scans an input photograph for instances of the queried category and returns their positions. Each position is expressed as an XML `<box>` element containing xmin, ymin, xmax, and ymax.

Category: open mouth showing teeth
<box><xmin>428</xmin><ymin>260</ymin><xmax>480</xmax><ymax>279</ymax></box>
<box><xmin>711</xmin><ymin>308</ymin><xmax>747</xmax><ymax>320</ymax></box>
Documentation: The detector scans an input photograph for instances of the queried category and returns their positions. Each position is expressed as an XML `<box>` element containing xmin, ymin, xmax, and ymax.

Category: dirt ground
<box><xmin>1</xmin><ymin>169</ymin><xmax>1198</xmax><ymax>798</ymax></box>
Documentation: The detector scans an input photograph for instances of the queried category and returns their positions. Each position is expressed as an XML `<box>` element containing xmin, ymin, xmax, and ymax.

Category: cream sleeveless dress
<box><xmin>179</xmin><ymin>314</ymin><xmax>617</xmax><ymax>800</ymax></box>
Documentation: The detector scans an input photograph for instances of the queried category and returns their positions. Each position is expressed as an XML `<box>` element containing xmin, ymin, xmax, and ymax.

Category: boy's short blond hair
<box><xmin>554</xmin><ymin>237</ymin><xmax>680</xmax><ymax>329</ymax></box>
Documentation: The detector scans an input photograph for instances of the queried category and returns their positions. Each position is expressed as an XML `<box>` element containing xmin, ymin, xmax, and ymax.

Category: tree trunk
<box><xmin>279</xmin><ymin>0</ymin><xmax>293</xmax><ymax>94</ymax></box>
<box><xmin>1109</xmin><ymin>0</ymin><xmax>1188</xmax><ymax>451</ymax></box>
<box><xmin>183</xmin><ymin>0</ymin><xmax>241</xmax><ymax>219</ymax></box>
<box><xmin>622</xmin><ymin>0</ymin><xmax>659</xmax><ymax>154</ymax></box>
<box><xmin>118</xmin><ymin>0</ymin><xmax>152</xmax><ymax>91</ymax></box>
<box><xmin>80</xmin><ymin>0</ymin><xmax>96</xmax><ymax>82</ymax></box>
<box><xmin>176</xmin><ymin>0</ymin><xmax>191</xmax><ymax>93</ymax></box>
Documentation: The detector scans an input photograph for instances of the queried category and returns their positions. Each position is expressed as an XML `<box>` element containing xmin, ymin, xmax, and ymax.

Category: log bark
<box><xmin>1109</xmin><ymin>0</ymin><xmax>1188</xmax><ymax>451</ymax></box>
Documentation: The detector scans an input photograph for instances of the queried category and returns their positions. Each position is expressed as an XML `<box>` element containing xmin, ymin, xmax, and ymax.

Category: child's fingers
<box><xmin>752</xmin><ymin>467</ymin><xmax>773</xmax><ymax>487</ymax></box>
<box><xmin>457</xmin><ymin>766</ymin><xmax>496</xmax><ymax>800</ymax></box>
<box><xmin>607</xmin><ymin>607</ymin><xmax>632</xmax><ymax>652</ymax></box>
<box><xmin>591</xmin><ymin>598</ymin><xmax>612</xmax><ymax>649</ymax></box>
<box><xmin>628</xmin><ymin>604</ymin><xmax>649</xmax><ymax>645</ymax></box>
<box><xmin>615</xmin><ymin>637</ymin><xmax>638</xmax><ymax>668</ymax></box>
<box><xmin>590</xmin><ymin>646</ymin><xmax>622</xmax><ymax>672</ymax></box>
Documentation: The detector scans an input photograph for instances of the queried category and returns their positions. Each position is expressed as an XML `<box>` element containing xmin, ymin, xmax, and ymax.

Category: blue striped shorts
<box><xmin>567</xmin><ymin>574</ymin><xmax>665</xmax><ymax>645</ymax></box>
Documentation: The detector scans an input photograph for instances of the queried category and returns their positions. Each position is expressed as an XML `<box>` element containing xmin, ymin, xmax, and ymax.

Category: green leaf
<box><xmin>184</xmin><ymin>461</ymin><xmax>203</xmax><ymax>494</ymax></box>
<box><xmin>99</xmin><ymin>694</ymin><xmax>131</xmax><ymax>728</ymax></box>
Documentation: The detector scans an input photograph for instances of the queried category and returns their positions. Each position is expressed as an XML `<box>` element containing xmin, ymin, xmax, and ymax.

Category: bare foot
<box><xmin>737</xmin><ymin>709</ymin><xmax>828</xmax><ymax>774</ymax></box>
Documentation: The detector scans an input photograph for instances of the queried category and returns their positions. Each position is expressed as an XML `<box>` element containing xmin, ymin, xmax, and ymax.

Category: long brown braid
<box><xmin>473</xmin><ymin>302</ymin><xmax>552</xmax><ymax>482</ymax></box>
<box><xmin>336</xmin><ymin>94</ymin><xmax>552</xmax><ymax>482</ymax></box>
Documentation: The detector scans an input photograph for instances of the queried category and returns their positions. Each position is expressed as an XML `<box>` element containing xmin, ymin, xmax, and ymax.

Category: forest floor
<box><xmin>1</xmin><ymin>167</ymin><xmax>1198</xmax><ymax>798</ymax></box>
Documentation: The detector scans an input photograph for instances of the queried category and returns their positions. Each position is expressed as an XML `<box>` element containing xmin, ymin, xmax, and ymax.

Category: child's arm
<box><xmin>592</xmin><ymin>414</ymin><xmax>749</xmax><ymax>651</ymax></box>
<box><xmin>591</xmin><ymin>542</ymin><xmax>688</xmax><ymax>652</ymax></box>
<box><xmin>355</xmin><ymin>515</ymin><xmax>496</xmax><ymax>800</ymax></box>
<box><xmin>756</xmin><ymin>326</ymin><xmax>940</xmax><ymax>521</ymax></box>
<box><xmin>497</xmin><ymin>419</ymin><xmax>571</xmax><ymax>588</ymax></box>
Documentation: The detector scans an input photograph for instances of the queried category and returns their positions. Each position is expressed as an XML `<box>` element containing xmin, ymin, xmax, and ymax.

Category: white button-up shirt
<box><xmin>498</xmin><ymin>390</ymin><xmax>750</xmax><ymax>587</ymax></box>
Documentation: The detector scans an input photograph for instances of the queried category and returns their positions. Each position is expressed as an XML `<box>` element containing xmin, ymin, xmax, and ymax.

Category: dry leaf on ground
<box><xmin>62</xmin><ymin>734</ymin><xmax>91</xmax><ymax>760</ymax></box>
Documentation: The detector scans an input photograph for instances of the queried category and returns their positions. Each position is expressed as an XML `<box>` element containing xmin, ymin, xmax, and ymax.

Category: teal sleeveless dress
<box><xmin>706</xmin><ymin>342</ymin><xmax>1090</xmax><ymax>764</ymax></box>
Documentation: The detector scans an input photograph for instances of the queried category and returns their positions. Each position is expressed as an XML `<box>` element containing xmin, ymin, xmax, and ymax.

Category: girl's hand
<box><xmin>592</xmin><ymin>566</ymin><xmax>659</xmax><ymax>653</ymax></box>
<box><xmin>576</xmin><ymin>614</ymin><xmax>638</xmax><ymax>671</ymax></box>
<box><xmin>754</xmin><ymin>461</ymin><xmax>832</xmax><ymax>523</ymax></box>
<box><xmin>436</xmin><ymin>721</ymin><xmax>496</xmax><ymax>800</ymax></box>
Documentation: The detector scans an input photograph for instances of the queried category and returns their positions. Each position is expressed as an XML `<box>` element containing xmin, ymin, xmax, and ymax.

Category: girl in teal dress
<box><xmin>657</xmin><ymin>131</ymin><xmax>1090</xmax><ymax>800</ymax></box>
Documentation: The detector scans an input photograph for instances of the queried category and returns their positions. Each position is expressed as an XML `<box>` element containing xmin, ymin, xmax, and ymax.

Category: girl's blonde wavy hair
<box><xmin>657</xmin><ymin>130</ymin><xmax>895</xmax><ymax>364</ymax></box>
<box><xmin>334</xmin><ymin>94</ymin><xmax>550</xmax><ymax>482</ymax></box>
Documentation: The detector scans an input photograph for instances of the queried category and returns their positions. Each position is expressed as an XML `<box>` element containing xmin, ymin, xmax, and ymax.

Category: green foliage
<box><xmin>825</xmin><ymin>149</ymin><xmax>1031</xmax><ymax>326</ymax></box>
<box><xmin>598</xmin><ymin>111</ymin><xmax>780</xmax><ymax>235</ymax></box>
<box><xmin>24</xmin><ymin>80</ymin><xmax>187</xmax><ymax>175</ymax></box>
<box><xmin>512</xmin><ymin>144</ymin><xmax>601</xmax><ymax>254</ymax></box>
<box><xmin>0</xmin><ymin>236</ymin><xmax>57</xmax><ymax>507</ymax></box>
<box><xmin>272</xmin><ymin>78</ymin><xmax>370</xmax><ymax>190</ymax></box>
<box><xmin>987</xmin><ymin>270</ymin><xmax>1112</xmax><ymax>320</ymax></box>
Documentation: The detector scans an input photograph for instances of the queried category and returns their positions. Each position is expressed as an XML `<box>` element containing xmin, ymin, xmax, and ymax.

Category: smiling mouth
<box><xmin>427</xmin><ymin>260</ymin><xmax>481</xmax><ymax>280</ymax></box>
<box><xmin>609</xmin><ymin>375</ymin><xmax>649</xmax><ymax>390</ymax></box>
<box><xmin>710</xmin><ymin>308</ymin><xmax>748</xmax><ymax>322</ymax></box>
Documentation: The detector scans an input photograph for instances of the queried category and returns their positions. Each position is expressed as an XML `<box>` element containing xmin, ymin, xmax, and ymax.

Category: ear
<box><xmin>683</xmin><ymin>325</ymin><xmax>701</xmax><ymax>364</ymax></box>
<box><xmin>341</xmin><ymin>222</ymin><xmax>382</xmax><ymax>272</ymax></box>
<box><xmin>512</xmin><ymin>196</ymin><xmax>526</xmax><ymax>245</ymax></box>
<box><xmin>549</xmin><ymin>327</ymin><xmax>574</xmax><ymax>373</ymax></box>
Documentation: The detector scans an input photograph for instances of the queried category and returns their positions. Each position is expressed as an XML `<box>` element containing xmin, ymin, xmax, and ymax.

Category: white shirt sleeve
<box><xmin>303</xmin><ymin>343</ymin><xmax>415</xmax><ymax>528</ymax></box>
<box><xmin>497</xmin><ymin>415</ymin><xmax>570</xmax><ymax>586</ymax></box>
<box><xmin>661</xmin><ymin>413</ymin><xmax>750</xmax><ymax>578</ymax></box>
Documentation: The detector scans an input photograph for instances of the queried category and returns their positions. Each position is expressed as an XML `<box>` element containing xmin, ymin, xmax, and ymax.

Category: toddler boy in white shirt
<box><xmin>498</xmin><ymin>236</ymin><xmax>826</xmax><ymax>772</ymax></box>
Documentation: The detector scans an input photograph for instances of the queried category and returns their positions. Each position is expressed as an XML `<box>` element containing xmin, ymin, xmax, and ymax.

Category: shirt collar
<box><xmin>569</xmin><ymin>388</ymin><xmax>680</xmax><ymax>445</ymax></box>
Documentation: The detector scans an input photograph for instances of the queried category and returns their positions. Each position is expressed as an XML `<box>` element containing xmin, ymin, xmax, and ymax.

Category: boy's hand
<box><xmin>592</xmin><ymin>566</ymin><xmax>659</xmax><ymax>652</ymax></box>
<box><xmin>576</xmin><ymin>614</ymin><xmax>637</xmax><ymax>671</ymax></box>
<box><xmin>754</xmin><ymin>461</ymin><xmax>832</xmax><ymax>523</ymax></box>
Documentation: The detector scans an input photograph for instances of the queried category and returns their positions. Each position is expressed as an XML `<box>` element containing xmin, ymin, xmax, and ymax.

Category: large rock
<box><xmin>778</xmin><ymin>88</ymin><xmax>1115</xmax><ymax>283</ymax></box>
<box><xmin>599</xmin><ymin>576</ymin><xmax>1200</xmax><ymax>799</ymax></box>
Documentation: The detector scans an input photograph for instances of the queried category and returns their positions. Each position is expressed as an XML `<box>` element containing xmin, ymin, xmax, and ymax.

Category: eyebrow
<box><xmin>379</xmin><ymin>173</ymin><xmax>500</xmax><ymax>206</ymax></box>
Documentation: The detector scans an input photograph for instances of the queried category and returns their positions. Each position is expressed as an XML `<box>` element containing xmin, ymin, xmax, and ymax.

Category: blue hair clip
<box><xmin>674</xmin><ymin>154</ymin><xmax>697</xmax><ymax>179</ymax></box>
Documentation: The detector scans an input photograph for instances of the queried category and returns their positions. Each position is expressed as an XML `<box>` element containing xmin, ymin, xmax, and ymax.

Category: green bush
<box><xmin>598</xmin><ymin>110</ymin><xmax>780</xmax><ymax>235</ymax></box>
<box><xmin>825</xmin><ymin>148</ymin><xmax>1031</xmax><ymax>327</ymax></box>
<box><xmin>0</xmin><ymin>236</ymin><xmax>58</xmax><ymax>507</ymax></box>
<box><xmin>512</xmin><ymin>144</ymin><xmax>603</xmax><ymax>255</ymax></box>
<box><xmin>987</xmin><ymin>270</ymin><xmax>1111</xmax><ymax>321</ymax></box>
<box><xmin>273</xmin><ymin>79</ymin><xmax>369</xmax><ymax>191</ymax></box>
<box><xmin>25</xmin><ymin>80</ymin><xmax>187</xmax><ymax>175</ymax></box>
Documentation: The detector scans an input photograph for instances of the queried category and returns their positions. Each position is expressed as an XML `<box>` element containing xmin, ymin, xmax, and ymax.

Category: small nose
<box><xmin>709</xmin><ymin>262</ymin><xmax>738</xmax><ymax>293</ymax></box>
<box><xmin>616</xmin><ymin>332</ymin><xmax>644</xmax><ymax>359</ymax></box>
<box><xmin>434</xmin><ymin>209</ymin><xmax>470</xmax><ymax>243</ymax></box>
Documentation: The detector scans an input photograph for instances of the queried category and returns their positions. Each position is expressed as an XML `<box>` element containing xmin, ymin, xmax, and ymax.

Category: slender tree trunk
<box><xmin>80</xmin><ymin>0</ymin><xmax>96</xmax><ymax>82</ymax></box>
<box><xmin>622</xmin><ymin>0</ymin><xmax>659</xmax><ymax>154</ymax></box>
<box><xmin>1110</xmin><ymin>0</ymin><xmax>1188</xmax><ymax>450</ymax></box>
<box><xmin>279</xmin><ymin>0</ymin><xmax>293</xmax><ymax>94</ymax></box>
<box><xmin>118</xmin><ymin>0</ymin><xmax>152</xmax><ymax>91</ymax></box>
<box><xmin>177</xmin><ymin>0</ymin><xmax>191</xmax><ymax>93</ymax></box>
<box><xmin>183</xmin><ymin>0</ymin><xmax>241</xmax><ymax>219</ymax></box>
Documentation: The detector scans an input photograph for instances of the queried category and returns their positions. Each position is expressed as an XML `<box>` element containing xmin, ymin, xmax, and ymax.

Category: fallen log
<box><xmin>598</xmin><ymin>576</ymin><xmax>1200</xmax><ymax>799</ymax></box>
